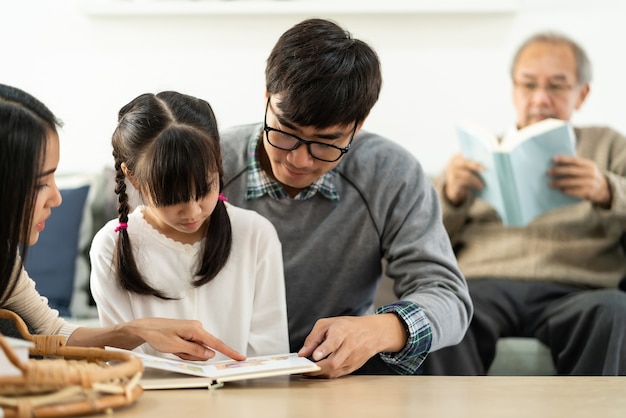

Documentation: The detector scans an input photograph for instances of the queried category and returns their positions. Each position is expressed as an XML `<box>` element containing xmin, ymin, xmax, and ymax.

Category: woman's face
<box><xmin>29</xmin><ymin>131</ymin><xmax>62</xmax><ymax>245</ymax></box>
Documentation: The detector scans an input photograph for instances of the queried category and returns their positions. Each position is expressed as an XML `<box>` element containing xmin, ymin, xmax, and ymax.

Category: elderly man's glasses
<box><xmin>513</xmin><ymin>80</ymin><xmax>575</xmax><ymax>98</ymax></box>
<box><xmin>263</xmin><ymin>98</ymin><xmax>356</xmax><ymax>163</ymax></box>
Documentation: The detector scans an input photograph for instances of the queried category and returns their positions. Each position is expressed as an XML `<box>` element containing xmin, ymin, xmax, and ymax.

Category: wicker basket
<box><xmin>0</xmin><ymin>309</ymin><xmax>143</xmax><ymax>418</ymax></box>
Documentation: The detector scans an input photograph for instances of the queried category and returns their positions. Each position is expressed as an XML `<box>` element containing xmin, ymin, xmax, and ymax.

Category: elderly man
<box><xmin>424</xmin><ymin>32</ymin><xmax>626</xmax><ymax>375</ymax></box>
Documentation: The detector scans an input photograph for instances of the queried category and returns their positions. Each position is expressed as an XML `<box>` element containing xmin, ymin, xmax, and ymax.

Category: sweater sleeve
<box><xmin>4</xmin><ymin>259</ymin><xmax>78</xmax><ymax>339</ymax></box>
<box><xmin>577</xmin><ymin>126</ymin><xmax>626</xmax><ymax>228</ymax></box>
<box><xmin>601</xmin><ymin>132</ymin><xmax>626</xmax><ymax>224</ymax></box>
<box><xmin>604</xmin><ymin>171</ymin><xmax>626</xmax><ymax>221</ymax></box>
<box><xmin>357</xmin><ymin>136</ymin><xmax>472</xmax><ymax>353</ymax></box>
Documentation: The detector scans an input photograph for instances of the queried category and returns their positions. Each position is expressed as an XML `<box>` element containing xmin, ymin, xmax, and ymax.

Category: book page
<box><xmin>492</xmin><ymin>152</ymin><xmax>521</xmax><ymax>226</ymax></box>
<box><xmin>456</xmin><ymin>123</ymin><xmax>506</xmax><ymax>219</ymax></box>
<box><xmin>132</xmin><ymin>351</ymin><xmax>212</xmax><ymax>377</ymax></box>
<box><xmin>204</xmin><ymin>354</ymin><xmax>318</xmax><ymax>380</ymax></box>
<box><xmin>507</xmin><ymin>122</ymin><xmax>580</xmax><ymax>226</ymax></box>
<box><xmin>502</xmin><ymin>118</ymin><xmax>571</xmax><ymax>152</ymax></box>
<box><xmin>105</xmin><ymin>347</ymin><xmax>320</xmax><ymax>389</ymax></box>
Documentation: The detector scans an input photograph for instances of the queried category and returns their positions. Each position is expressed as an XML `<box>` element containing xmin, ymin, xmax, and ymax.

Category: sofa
<box><xmin>23</xmin><ymin>166</ymin><xmax>625</xmax><ymax>375</ymax></box>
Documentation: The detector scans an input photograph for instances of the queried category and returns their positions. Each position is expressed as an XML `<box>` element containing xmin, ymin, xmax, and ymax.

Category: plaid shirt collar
<box><xmin>245</xmin><ymin>131</ymin><xmax>340</xmax><ymax>202</ymax></box>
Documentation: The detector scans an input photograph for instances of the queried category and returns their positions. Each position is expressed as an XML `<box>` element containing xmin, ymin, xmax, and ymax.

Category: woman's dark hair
<box><xmin>266</xmin><ymin>18</ymin><xmax>382</xmax><ymax>128</ymax></box>
<box><xmin>0</xmin><ymin>84</ymin><xmax>61</xmax><ymax>306</ymax></box>
<box><xmin>111</xmin><ymin>91</ymin><xmax>231</xmax><ymax>299</ymax></box>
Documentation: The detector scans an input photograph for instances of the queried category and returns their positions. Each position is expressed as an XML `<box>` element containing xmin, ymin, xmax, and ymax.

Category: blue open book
<box><xmin>456</xmin><ymin>118</ymin><xmax>580</xmax><ymax>227</ymax></box>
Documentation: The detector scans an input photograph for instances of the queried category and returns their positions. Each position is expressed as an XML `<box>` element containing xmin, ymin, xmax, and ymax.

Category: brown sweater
<box><xmin>436</xmin><ymin>126</ymin><xmax>626</xmax><ymax>288</ymax></box>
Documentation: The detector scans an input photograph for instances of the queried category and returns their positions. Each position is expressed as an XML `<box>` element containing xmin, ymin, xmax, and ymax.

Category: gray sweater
<box><xmin>221</xmin><ymin>124</ymin><xmax>471</xmax><ymax>353</ymax></box>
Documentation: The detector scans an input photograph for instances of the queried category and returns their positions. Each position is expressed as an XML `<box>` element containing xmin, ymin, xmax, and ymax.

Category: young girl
<box><xmin>0</xmin><ymin>83</ymin><xmax>243</xmax><ymax>361</ymax></box>
<box><xmin>89</xmin><ymin>91</ymin><xmax>288</xmax><ymax>360</ymax></box>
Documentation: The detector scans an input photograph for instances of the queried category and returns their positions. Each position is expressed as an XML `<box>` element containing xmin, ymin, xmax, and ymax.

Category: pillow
<box><xmin>24</xmin><ymin>179</ymin><xmax>91</xmax><ymax>318</ymax></box>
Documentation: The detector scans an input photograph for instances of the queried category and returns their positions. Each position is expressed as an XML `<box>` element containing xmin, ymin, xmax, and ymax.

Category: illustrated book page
<box><xmin>106</xmin><ymin>347</ymin><xmax>320</xmax><ymax>390</ymax></box>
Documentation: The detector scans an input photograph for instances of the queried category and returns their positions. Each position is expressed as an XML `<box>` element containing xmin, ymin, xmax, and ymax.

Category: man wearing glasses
<box><xmin>221</xmin><ymin>18</ymin><xmax>472</xmax><ymax>378</ymax></box>
<box><xmin>425</xmin><ymin>32</ymin><xmax>626</xmax><ymax>375</ymax></box>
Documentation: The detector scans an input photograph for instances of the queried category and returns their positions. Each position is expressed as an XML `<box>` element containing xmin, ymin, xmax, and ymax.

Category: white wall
<box><xmin>1</xmin><ymin>0</ymin><xmax>625</xmax><ymax>176</ymax></box>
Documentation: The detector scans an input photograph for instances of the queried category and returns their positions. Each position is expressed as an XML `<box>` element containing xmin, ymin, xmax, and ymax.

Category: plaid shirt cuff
<box><xmin>376</xmin><ymin>300</ymin><xmax>432</xmax><ymax>375</ymax></box>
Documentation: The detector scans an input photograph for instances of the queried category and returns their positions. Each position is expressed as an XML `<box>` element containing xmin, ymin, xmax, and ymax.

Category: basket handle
<box><xmin>0</xmin><ymin>309</ymin><xmax>67</xmax><ymax>356</ymax></box>
<box><xmin>0</xmin><ymin>309</ymin><xmax>34</xmax><ymax>341</ymax></box>
<box><xmin>0</xmin><ymin>310</ymin><xmax>30</xmax><ymax>373</ymax></box>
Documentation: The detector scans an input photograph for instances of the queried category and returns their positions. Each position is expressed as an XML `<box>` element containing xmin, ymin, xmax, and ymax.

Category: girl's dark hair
<box><xmin>0</xmin><ymin>84</ymin><xmax>61</xmax><ymax>306</ymax></box>
<box><xmin>266</xmin><ymin>18</ymin><xmax>382</xmax><ymax>129</ymax></box>
<box><xmin>111</xmin><ymin>91</ymin><xmax>231</xmax><ymax>299</ymax></box>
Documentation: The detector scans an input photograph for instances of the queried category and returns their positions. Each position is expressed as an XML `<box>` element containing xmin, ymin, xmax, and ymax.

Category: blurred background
<box><xmin>1</xmin><ymin>0</ymin><xmax>625</xmax><ymax>177</ymax></box>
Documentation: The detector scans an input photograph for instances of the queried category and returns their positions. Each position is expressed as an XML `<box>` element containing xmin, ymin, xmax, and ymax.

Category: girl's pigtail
<box><xmin>112</xmin><ymin>157</ymin><xmax>170</xmax><ymax>299</ymax></box>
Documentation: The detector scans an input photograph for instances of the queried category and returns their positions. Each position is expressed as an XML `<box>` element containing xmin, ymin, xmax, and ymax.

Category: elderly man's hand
<box><xmin>444</xmin><ymin>153</ymin><xmax>485</xmax><ymax>206</ymax></box>
<box><xmin>549</xmin><ymin>155</ymin><xmax>612</xmax><ymax>207</ymax></box>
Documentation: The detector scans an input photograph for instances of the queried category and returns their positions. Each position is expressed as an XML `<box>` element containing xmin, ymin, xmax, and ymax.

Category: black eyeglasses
<box><xmin>263</xmin><ymin>98</ymin><xmax>356</xmax><ymax>163</ymax></box>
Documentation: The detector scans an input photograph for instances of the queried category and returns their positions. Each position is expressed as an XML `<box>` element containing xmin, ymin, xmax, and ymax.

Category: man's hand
<box><xmin>444</xmin><ymin>153</ymin><xmax>484</xmax><ymax>206</ymax></box>
<box><xmin>297</xmin><ymin>314</ymin><xmax>407</xmax><ymax>378</ymax></box>
<box><xmin>549</xmin><ymin>155</ymin><xmax>612</xmax><ymax>207</ymax></box>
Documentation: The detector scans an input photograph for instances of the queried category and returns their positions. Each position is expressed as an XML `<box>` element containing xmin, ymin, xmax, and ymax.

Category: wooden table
<box><xmin>107</xmin><ymin>375</ymin><xmax>626</xmax><ymax>417</ymax></box>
